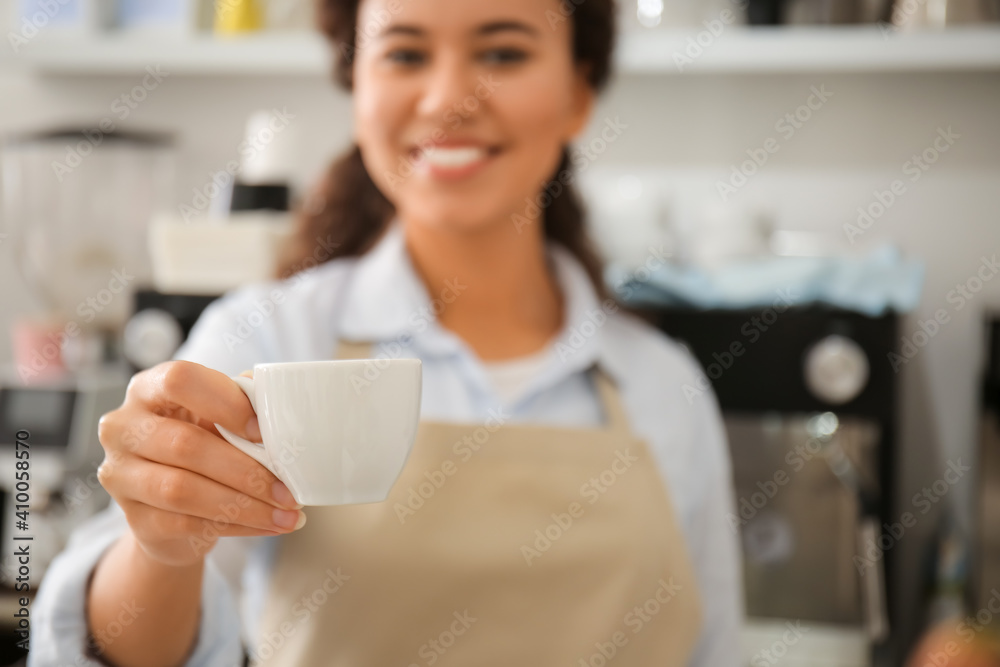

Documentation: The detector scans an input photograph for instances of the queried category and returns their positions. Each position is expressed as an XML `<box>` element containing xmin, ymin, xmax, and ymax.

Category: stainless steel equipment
<box><xmin>890</xmin><ymin>0</ymin><xmax>1000</xmax><ymax>27</ymax></box>
<box><xmin>975</xmin><ymin>313</ymin><xmax>1000</xmax><ymax>612</ymax></box>
<box><xmin>729</xmin><ymin>413</ymin><xmax>883</xmax><ymax>626</ymax></box>
<box><xmin>651</xmin><ymin>306</ymin><xmax>901</xmax><ymax>666</ymax></box>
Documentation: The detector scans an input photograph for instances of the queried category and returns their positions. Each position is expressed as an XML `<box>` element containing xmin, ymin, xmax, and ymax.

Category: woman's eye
<box><xmin>480</xmin><ymin>48</ymin><xmax>528</xmax><ymax>65</ymax></box>
<box><xmin>387</xmin><ymin>49</ymin><xmax>426</xmax><ymax>66</ymax></box>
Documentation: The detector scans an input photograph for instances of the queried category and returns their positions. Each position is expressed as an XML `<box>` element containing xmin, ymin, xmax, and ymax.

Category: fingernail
<box><xmin>245</xmin><ymin>416</ymin><xmax>261</xmax><ymax>442</ymax></box>
<box><xmin>274</xmin><ymin>508</ymin><xmax>306</xmax><ymax>530</ymax></box>
<box><xmin>272</xmin><ymin>481</ymin><xmax>302</xmax><ymax>509</ymax></box>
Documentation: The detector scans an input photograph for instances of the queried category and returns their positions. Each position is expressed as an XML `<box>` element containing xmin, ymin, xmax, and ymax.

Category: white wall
<box><xmin>1</xmin><ymin>25</ymin><xmax>998</xmax><ymax>659</ymax></box>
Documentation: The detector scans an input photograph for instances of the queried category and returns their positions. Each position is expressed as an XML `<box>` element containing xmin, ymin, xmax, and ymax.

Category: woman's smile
<box><xmin>408</xmin><ymin>140</ymin><xmax>505</xmax><ymax>181</ymax></box>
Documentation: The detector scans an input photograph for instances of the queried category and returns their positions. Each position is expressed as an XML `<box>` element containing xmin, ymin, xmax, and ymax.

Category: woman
<box><xmin>30</xmin><ymin>0</ymin><xmax>742</xmax><ymax>665</ymax></box>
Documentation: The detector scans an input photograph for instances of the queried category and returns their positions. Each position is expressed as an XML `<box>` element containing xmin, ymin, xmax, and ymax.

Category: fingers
<box><xmin>126</xmin><ymin>361</ymin><xmax>260</xmax><ymax>442</ymax></box>
<box><xmin>100</xmin><ymin>408</ymin><xmax>300</xmax><ymax>510</ymax></box>
<box><xmin>121</xmin><ymin>499</ymin><xmax>286</xmax><ymax>543</ymax></box>
<box><xmin>108</xmin><ymin>457</ymin><xmax>306</xmax><ymax>534</ymax></box>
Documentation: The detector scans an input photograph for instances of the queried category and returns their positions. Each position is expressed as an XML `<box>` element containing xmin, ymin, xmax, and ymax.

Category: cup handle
<box><xmin>214</xmin><ymin>375</ymin><xmax>277</xmax><ymax>476</ymax></box>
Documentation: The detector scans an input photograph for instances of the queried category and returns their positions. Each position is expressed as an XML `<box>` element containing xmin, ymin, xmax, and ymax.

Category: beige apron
<box><xmin>252</xmin><ymin>341</ymin><xmax>702</xmax><ymax>666</ymax></box>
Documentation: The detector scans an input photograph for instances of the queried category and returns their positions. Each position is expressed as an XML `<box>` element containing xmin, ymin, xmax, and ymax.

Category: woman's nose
<box><xmin>416</xmin><ymin>55</ymin><xmax>480</xmax><ymax>123</ymax></box>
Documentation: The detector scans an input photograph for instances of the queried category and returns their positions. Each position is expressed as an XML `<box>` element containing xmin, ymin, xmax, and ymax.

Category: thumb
<box><xmin>237</xmin><ymin>369</ymin><xmax>261</xmax><ymax>440</ymax></box>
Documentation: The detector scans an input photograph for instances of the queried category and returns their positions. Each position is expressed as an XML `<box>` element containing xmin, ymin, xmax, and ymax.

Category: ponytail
<box><xmin>276</xmin><ymin>144</ymin><xmax>392</xmax><ymax>279</ymax></box>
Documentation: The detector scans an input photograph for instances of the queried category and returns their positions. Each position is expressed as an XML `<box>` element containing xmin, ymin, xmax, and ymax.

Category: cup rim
<box><xmin>252</xmin><ymin>358</ymin><xmax>422</xmax><ymax>370</ymax></box>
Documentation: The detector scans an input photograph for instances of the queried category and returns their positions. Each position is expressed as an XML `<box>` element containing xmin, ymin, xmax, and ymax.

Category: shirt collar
<box><xmin>336</xmin><ymin>220</ymin><xmax>625</xmax><ymax>390</ymax></box>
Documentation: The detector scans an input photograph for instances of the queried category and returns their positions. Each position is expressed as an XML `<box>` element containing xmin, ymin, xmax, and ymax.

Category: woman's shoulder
<box><xmin>603</xmin><ymin>309</ymin><xmax>731</xmax><ymax>506</ymax></box>
<box><xmin>601</xmin><ymin>307</ymin><xmax>725</xmax><ymax>446</ymax></box>
<box><xmin>206</xmin><ymin>253</ymin><xmax>364</xmax><ymax>328</ymax></box>
<box><xmin>602</xmin><ymin>307</ymin><xmax>707</xmax><ymax>395</ymax></box>
<box><xmin>220</xmin><ymin>255</ymin><xmax>360</xmax><ymax>312</ymax></box>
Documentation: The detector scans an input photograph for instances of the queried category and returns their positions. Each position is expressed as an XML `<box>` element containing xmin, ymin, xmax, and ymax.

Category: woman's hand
<box><xmin>96</xmin><ymin>360</ymin><xmax>306</xmax><ymax>568</ymax></box>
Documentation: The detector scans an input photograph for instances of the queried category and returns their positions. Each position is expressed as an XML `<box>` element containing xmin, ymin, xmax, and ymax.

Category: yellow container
<box><xmin>215</xmin><ymin>0</ymin><xmax>263</xmax><ymax>34</ymax></box>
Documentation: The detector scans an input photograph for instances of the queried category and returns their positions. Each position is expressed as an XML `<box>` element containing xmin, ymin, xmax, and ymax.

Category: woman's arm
<box><xmin>86</xmin><ymin>531</ymin><xmax>204</xmax><ymax>667</ymax></box>
<box><xmin>27</xmin><ymin>499</ymin><xmax>246</xmax><ymax>667</ymax></box>
<box><xmin>76</xmin><ymin>360</ymin><xmax>302</xmax><ymax>666</ymax></box>
<box><xmin>27</xmin><ymin>288</ymin><xmax>299</xmax><ymax>667</ymax></box>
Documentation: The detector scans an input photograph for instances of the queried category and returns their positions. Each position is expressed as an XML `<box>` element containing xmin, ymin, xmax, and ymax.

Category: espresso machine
<box><xmin>649</xmin><ymin>306</ymin><xmax>900</xmax><ymax>667</ymax></box>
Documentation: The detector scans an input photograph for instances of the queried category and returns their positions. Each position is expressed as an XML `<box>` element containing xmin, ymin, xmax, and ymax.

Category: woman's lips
<box><xmin>410</xmin><ymin>145</ymin><xmax>502</xmax><ymax>181</ymax></box>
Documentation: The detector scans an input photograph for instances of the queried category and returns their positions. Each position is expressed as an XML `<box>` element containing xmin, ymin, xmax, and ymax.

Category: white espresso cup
<box><xmin>215</xmin><ymin>359</ymin><xmax>422</xmax><ymax>506</ymax></box>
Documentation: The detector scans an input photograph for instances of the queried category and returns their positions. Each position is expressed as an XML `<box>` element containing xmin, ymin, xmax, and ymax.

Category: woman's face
<box><xmin>352</xmin><ymin>0</ymin><xmax>594</xmax><ymax>236</ymax></box>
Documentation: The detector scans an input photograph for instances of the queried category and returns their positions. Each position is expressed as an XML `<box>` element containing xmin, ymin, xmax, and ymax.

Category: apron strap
<box><xmin>331</xmin><ymin>339</ymin><xmax>631</xmax><ymax>434</ymax></box>
<box><xmin>333</xmin><ymin>339</ymin><xmax>373</xmax><ymax>360</ymax></box>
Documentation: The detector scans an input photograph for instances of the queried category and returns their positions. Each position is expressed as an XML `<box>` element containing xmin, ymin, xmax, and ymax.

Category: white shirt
<box><xmin>29</xmin><ymin>222</ymin><xmax>744</xmax><ymax>667</ymax></box>
<box><xmin>482</xmin><ymin>345</ymin><xmax>554</xmax><ymax>406</ymax></box>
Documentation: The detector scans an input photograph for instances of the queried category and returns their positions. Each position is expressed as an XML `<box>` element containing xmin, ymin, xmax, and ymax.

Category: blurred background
<box><xmin>0</xmin><ymin>0</ymin><xmax>998</xmax><ymax>665</ymax></box>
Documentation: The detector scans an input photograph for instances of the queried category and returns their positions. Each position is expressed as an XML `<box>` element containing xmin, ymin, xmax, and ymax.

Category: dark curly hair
<box><xmin>277</xmin><ymin>0</ymin><xmax>617</xmax><ymax>294</ymax></box>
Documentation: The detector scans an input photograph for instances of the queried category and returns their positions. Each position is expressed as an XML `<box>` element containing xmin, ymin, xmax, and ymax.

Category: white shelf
<box><xmin>6</xmin><ymin>26</ymin><xmax>1000</xmax><ymax>76</ymax></box>
<box><xmin>618</xmin><ymin>25</ymin><xmax>1000</xmax><ymax>73</ymax></box>
<box><xmin>9</xmin><ymin>32</ymin><xmax>332</xmax><ymax>75</ymax></box>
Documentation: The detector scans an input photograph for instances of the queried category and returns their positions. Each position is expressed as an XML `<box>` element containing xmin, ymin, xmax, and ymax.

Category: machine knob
<box><xmin>123</xmin><ymin>308</ymin><xmax>184</xmax><ymax>370</ymax></box>
<box><xmin>803</xmin><ymin>334</ymin><xmax>870</xmax><ymax>405</ymax></box>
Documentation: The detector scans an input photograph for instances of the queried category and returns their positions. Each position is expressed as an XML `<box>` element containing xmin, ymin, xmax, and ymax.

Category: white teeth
<box><xmin>420</xmin><ymin>146</ymin><xmax>488</xmax><ymax>168</ymax></box>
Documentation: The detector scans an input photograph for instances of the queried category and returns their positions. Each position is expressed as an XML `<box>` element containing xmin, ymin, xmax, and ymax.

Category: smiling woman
<box><xmin>28</xmin><ymin>1</ymin><xmax>742</xmax><ymax>666</ymax></box>
<box><xmin>280</xmin><ymin>0</ymin><xmax>615</xmax><ymax>354</ymax></box>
